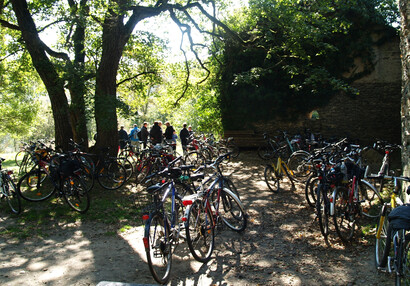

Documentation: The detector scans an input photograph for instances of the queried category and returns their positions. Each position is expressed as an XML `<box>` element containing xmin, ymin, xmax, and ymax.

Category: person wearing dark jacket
<box><xmin>164</xmin><ymin>121</ymin><xmax>176</xmax><ymax>152</ymax></box>
<box><xmin>140</xmin><ymin>122</ymin><xmax>149</xmax><ymax>148</ymax></box>
<box><xmin>179</xmin><ymin>123</ymin><xmax>190</xmax><ymax>154</ymax></box>
<box><xmin>118</xmin><ymin>125</ymin><xmax>128</xmax><ymax>150</ymax></box>
<box><xmin>150</xmin><ymin>121</ymin><xmax>163</xmax><ymax>145</ymax></box>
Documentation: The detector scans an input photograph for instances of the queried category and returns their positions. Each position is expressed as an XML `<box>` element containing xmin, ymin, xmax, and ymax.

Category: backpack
<box><xmin>136</xmin><ymin>130</ymin><xmax>142</xmax><ymax>140</ymax></box>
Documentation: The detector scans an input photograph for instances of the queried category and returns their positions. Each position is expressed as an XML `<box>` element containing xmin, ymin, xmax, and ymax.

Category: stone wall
<box><xmin>249</xmin><ymin>33</ymin><xmax>402</xmax><ymax>146</ymax></box>
<box><xmin>400</xmin><ymin>0</ymin><xmax>410</xmax><ymax>181</ymax></box>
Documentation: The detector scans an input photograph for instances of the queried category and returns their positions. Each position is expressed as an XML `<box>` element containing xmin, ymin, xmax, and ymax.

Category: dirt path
<box><xmin>0</xmin><ymin>151</ymin><xmax>394</xmax><ymax>285</ymax></box>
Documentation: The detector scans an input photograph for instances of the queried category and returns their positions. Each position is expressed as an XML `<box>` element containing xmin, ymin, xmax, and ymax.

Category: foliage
<box><xmin>216</xmin><ymin>0</ymin><xmax>398</xmax><ymax>129</ymax></box>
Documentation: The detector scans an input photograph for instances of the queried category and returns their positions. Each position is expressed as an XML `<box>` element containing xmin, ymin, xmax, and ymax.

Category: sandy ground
<box><xmin>0</xmin><ymin>151</ymin><xmax>395</xmax><ymax>285</ymax></box>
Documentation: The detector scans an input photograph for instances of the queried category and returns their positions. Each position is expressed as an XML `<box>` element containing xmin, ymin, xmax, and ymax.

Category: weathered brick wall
<box><xmin>251</xmin><ymin>35</ymin><xmax>402</xmax><ymax>146</ymax></box>
<box><xmin>400</xmin><ymin>0</ymin><xmax>410</xmax><ymax>180</ymax></box>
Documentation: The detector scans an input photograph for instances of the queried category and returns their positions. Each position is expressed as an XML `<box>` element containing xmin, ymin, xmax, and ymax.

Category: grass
<box><xmin>0</xmin><ymin>152</ymin><xmax>153</xmax><ymax>239</ymax></box>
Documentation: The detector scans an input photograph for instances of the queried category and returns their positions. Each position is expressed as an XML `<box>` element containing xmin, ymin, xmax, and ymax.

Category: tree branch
<box><xmin>116</xmin><ymin>71</ymin><xmax>156</xmax><ymax>87</ymax></box>
<box><xmin>0</xmin><ymin>18</ymin><xmax>20</xmax><ymax>30</ymax></box>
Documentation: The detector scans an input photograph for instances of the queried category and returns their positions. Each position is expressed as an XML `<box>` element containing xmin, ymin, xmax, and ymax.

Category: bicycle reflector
<box><xmin>142</xmin><ymin>214</ymin><xmax>149</xmax><ymax>221</ymax></box>
<box><xmin>182</xmin><ymin>200</ymin><xmax>193</xmax><ymax>206</ymax></box>
<box><xmin>182</xmin><ymin>217</ymin><xmax>188</xmax><ymax>222</ymax></box>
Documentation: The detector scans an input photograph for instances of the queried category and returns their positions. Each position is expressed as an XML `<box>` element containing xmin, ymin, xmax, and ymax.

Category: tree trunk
<box><xmin>11</xmin><ymin>0</ymin><xmax>73</xmax><ymax>150</ymax></box>
<box><xmin>67</xmin><ymin>0</ymin><xmax>89</xmax><ymax>150</ymax></box>
<box><xmin>400</xmin><ymin>0</ymin><xmax>410</xmax><ymax>183</ymax></box>
<box><xmin>94</xmin><ymin>15</ymin><xmax>128</xmax><ymax>155</ymax></box>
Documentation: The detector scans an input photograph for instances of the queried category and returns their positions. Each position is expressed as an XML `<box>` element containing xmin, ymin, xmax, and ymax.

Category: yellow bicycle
<box><xmin>264</xmin><ymin>156</ymin><xmax>295</xmax><ymax>193</ymax></box>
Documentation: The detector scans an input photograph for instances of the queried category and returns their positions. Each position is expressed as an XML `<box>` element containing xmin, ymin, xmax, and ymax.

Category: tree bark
<box><xmin>400</xmin><ymin>0</ymin><xmax>410</xmax><ymax>181</ymax></box>
<box><xmin>11</xmin><ymin>0</ymin><xmax>73</xmax><ymax>150</ymax></box>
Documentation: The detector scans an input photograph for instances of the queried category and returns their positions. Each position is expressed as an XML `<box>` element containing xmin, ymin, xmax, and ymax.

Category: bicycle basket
<box><xmin>345</xmin><ymin>161</ymin><xmax>365</xmax><ymax>180</ymax></box>
<box><xmin>388</xmin><ymin>204</ymin><xmax>410</xmax><ymax>230</ymax></box>
<box><xmin>59</xmin><ymin>158</ymin><xmax>81</xmax><ymax>177</ymax></box>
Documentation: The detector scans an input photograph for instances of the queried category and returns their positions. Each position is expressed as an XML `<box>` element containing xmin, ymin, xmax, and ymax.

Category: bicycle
<box><xmin>376</xmin><ymin>204</ymin><xmax>410</xmax><ymax>285</ymax></box>
<box><xmin>141</xmin><ymin>157</ymin><xmax>192</xmax><ymax>284</ymax></box>
<box><xmin>0</xmin><ymin>158</ymin><xmax>21</xmax><ymax>214</ymax></box>
<box><xmin>258</xmin><ymin>133</ymin><xmax>281</xmax><ymax>160</ymax></box>
<box><xmin>331</xmin><ymin>161</ymin><xmax>383</xmax><ymax>242</ymax></box>
<box><xmin>264</xmin><ymin>154</ymin><xmax>295</xmax><ymax>193</ymax></box>
<box><xmin>17</xmin><ymin>154</ymin><xmax>90</xmax><ymax>213</ymax></box>
<box><xmin>374</xmin><ymin>174</ymin><xmax>410</xmax><ymax>270</ymax></box>
<box><xmin>183</xmin><ymin>152</ymin><xmax>247</xmax><ymax>263</ymax></box>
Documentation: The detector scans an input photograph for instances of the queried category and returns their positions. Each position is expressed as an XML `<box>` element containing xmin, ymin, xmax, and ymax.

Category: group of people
<box><xmin>118</xmin><ymin>121</ymin><xmax>194</xmax><ymax>153</ymax></box>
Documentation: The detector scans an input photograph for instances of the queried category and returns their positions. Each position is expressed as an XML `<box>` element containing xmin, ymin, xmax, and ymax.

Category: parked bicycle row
<box><xmin>262</xmin><ymin>136</ymin><xmax>410</xmax><ymax>285</ymax></box>
<box><xmin>140</xmin><ymin>152</ymin><xmax>246</xmax><ymax>284</ymax></box>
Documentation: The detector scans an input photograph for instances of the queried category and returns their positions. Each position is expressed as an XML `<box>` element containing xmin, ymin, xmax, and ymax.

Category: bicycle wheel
<box><xmin>221</xmin><ymin>177</ymin><xmax>240</xmax><ymax>200</ymax></box>
<box><xmin>397</xmin><ymin>234</ymin><xmax>410</xmax><ymax>286</ymax></box>
<box><xmin>17</xmin><ymin>169</ymin><xmax>56</xmax><ymax>202</ymax></box>
<box><xmin>226</xmin><ymin>142</ymin><xmax>240</xmax><ymax>158</ymax></box>
<box><xmin>305</xmin><ymin>175</ymin><xmax>319</xmax><ymax>208</ymax></box>
<box><xmin>359</xmin><ymin>180</ymin><xmax>383</xmax><ymax>218</ymax></box>
<box><xmin>185</xmin><ymin>199</ymin><xmax>215</xmax><ymax>263</ymax></box>
<box><xmin>117</xmin><ymin>157</ymin><xmax>133</xmax><ymax>181</ymax></box>
<box><xmin>217</xmin><ymin>187</ymin><xmax>247</xmax><ymax>232</ymax></box>
<box><xmin>375</xmin><ymin>204</ymin><xmax>391</xmax><ymax>268</ymax></box>
<box><xmin>264</xmin><ymin>165</ymin><xmax>280</xmax><ymax>193</ymax></box>
<box><xmin>257</xmin><ymin>145</ymin><xmax>276</xmax><ymax>160</ymax></box>
<box><xmin>144</xmin><ymin>212</ymin><xmax>172</xmax><ymax>284</ymax></box>
<box><xmin>3</xmin><ymin>175</ymin><xmax>21</xmax><ymax>214</ymax></box>
<box><xmin>200</xmin><ymin>148</ymin><xmax>213</xmax><ymax>163</ymax></box>
<box><xmin>135</xmin><ymin>161</ymin><xmax>150</xmax><ymax>185</ymax></box>
<box><xmin>174</xmin><ymin>181</ymin><xmax>194</xmax><ymax>197</ymax></box>
<box><xmin>333</xmin><ymin>186</ymin><xmax>355</xmax><ymax>243</ymax></box>
<box><xmin>63</xmin><ymin>175</ymin><xmax>90</xmax><ymax>213</ymax></box>
<box><xmin>15</xmin><ymin>151</ymin><xmax>25</xmax><ymax>167</ymax></box>
<box><xmin>184</xmin><ymin>151</ymin><xmax>206</xmax><ymax>168</ymax></box>
<box><xmin>287</xmin><ymin>152</ymin><xmax>312</xmax><ymax>181</ymax></box>
<box><xmin>77</xmin><ymin>156</ymin><xmax>95</xmax><ymax>192</ymax></box>
<box><xmin>316</xmin><ymin>185</ymin><xmax>330</xmax><ymax>239</ymax></box>
<box><xmin>97</xmin><ymin>161</ymin><xmax>126</xmax><ymax>190</ymax></box>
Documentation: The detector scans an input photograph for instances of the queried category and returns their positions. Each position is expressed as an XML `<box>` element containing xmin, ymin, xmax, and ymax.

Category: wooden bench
<box><xmin>224</xmin><ymin>130</ymin><xmax>264</xmax><ymax>148</ymax></box>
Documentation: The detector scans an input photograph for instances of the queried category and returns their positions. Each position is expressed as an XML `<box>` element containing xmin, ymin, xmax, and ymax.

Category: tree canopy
<box><xmin>216</xmin><ymin>0</ymin><xmax>399</xmax><ymax>129</ymax></box>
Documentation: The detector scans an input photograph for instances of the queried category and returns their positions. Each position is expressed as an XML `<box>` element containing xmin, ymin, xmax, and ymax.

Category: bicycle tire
<box><xmin>184</xmin><ymin>151</ymin><xmax>206</xmax><ymax>168</ymax></box>
<box><xmin>316</xmin><ymin>185</ymin><xmax>330</xmax><ymax>239</ymax></box>
<box><xmin>135</xmin><ymin>161</ymin><xmax>150</xmax><ymax>185</ymax></box>
<box><xmin>185</xmin><ymin>199</ymin><xmax>215</xmax><ymax>263</ymax></box>
<box><xmin>375</xmin><ymin>204</ymin><xmax>392</xmax><ymax>268</ymax></box>
<box><xmin>264</xmin><ymin>165</ymin><xmax>280</xmax><ymax>193</ymax></box>
<box><xmin>226</xmin><ymin>142</ymin><xmax>240</xmax><ymax>158</ymax></box>
<box><xmin>305</xmin><ymin>175</ymin><xmax>319</xmax><ymax>208</ymax></box>
<box><xmin>17</xmin><ymin>169</ymin><xmax>56</xmax><ymax>202</ymax></box>
<box><xmin>144</xmin><ymin>212</ymin><xmax>172</xmax><ymax>284</ymax></box>
<box><xmin>62</xmin><ymin>175</ymin><xmax>90</xmax><ymax>213</ymax></box>
<box><xmin>3</xmin><ymin>174</ymin><xmax>21</xmax><ymax>214</ymax></box>
<box><xmin>359</xmin><ymin>180</ymin><xmax>383</xmax><ymax>218</ymax></box>
<box><xmin>217</xmin><ymin>187</ymin><xmax>247</xmax><ymax>232</ymax></box>
<box><xmin>333</xmin><ymin>186</ymin><xmax>355</xmax><ymax>243</ymax></box>
<box><xmin>174</xmin><ymin>181</ymin><xmax>194</xmax><ymax>197</ymax></box>
<box><xmin>97</xmin><ymin>161</ymin><xmax>126</xmax><ymax>190</ymax></box>
<box><xmin>117</xmin><ymin>157</ymin><xmax>134</xmax><ymax>181</ymax></box>
<box><xmin>257</xmin><ymin>145</ymin><xmax>277</xmax><ymax>160</ymax></box>
<box><xmin>396</xmin><ymin>233</ymin><xmax>410</xmax><ymax>286</ymax></box>
<box><xmin>77</xmin><ymin>156</ymin><xmax>95</xmax><ymax>192</ymax></box>
<box><xmin>15</xmin><ymin>151</ymin><xmax>25</xmax><ymax>167</ymax></box>
<box><xmin>287</xmin><ymin>152</ymin><xmax>312</xmax><ymax>181</ymax></box>
<box><xmin>221</xmin><ymin>177</ymin><xmax>240</xmax><ymax>200</ymax></box>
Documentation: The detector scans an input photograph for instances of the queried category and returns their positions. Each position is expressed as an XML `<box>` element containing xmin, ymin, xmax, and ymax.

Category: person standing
<box><xmin>179</xmin><ymin>123</ymin><xmax>190</xmax><ymax>155</ymax></box>
<box><xmin>150</xmin><ymin>121</ymin><xmax>163</xmax><ymax>145</ymax></box>
<box><xmin>118</xmin><ymin>125</ymin><xmax>128</xmax><ymax>151</ymax></box>
<box><xmin>140</xmin><ymin>122</ymin><xmax>149</xmax><ymax>149</ymax></box>
<box><xmin>128</xmin><ymin>124</ymin><xmax>140</xmax><ymax>152</ymax></box>
<box><xmin>164</xmin><ymin>121</ymin><xmax>176</xmax><ymax>153</ymax></box>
